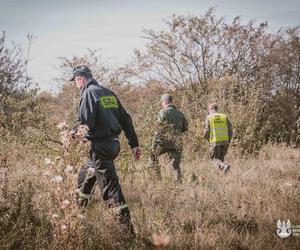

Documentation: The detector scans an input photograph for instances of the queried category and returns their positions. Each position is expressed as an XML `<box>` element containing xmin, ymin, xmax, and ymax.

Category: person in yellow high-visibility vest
<box><xmin>204</xmin><ymin>103</ymin><xmax>233</xmax><ymax>173</ymax></box>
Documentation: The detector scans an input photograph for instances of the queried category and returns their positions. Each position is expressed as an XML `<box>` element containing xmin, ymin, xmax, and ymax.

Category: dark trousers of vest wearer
<box><xmin>149</xmin><ymin>134</ymin><xmax>182</xmax><ymax>182</ymax></box>
<box><xmin>77</xmin><ymin>139</ymin><xmax>134</xmax><ymax>234</ymax></box>
<box><xmin>209</xmin><ymin>143</ymin><xmax>229</xmax><ymax>170</ymax></box>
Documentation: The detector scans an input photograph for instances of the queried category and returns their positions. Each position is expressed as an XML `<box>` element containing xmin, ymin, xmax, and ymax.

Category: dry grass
<box><xmin>0</xmin><ymin>143</ymin><xmax>299</xmax><ymax>249</ymax></box>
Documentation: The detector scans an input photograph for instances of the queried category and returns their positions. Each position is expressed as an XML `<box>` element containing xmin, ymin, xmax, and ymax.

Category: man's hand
<box><xmin>131</xmin><ymin>147</ymin><xmax>142</xmax><ymax>160</ymax></box>
<box><xmin>70</xmin><ymin>124</ymin><xmax>89</xmax><ymax>140</ymax></box>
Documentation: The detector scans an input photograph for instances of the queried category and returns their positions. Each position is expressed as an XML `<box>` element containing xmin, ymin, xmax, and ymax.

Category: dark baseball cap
<box><xmin>70</xmin><ymin>65</ymin><xmax>92</xmax><ymax>81</ymax></box>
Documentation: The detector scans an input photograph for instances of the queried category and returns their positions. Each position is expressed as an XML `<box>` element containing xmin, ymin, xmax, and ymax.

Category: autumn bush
<box><xmin>0</xmin><ymin>8</ymin><xmax>300</xmax><ymax>249</ymax></box>
<box><xmin>1</xmin><ymin>136</ymin><xmax>300</xmax><ymax>249</ymax></box>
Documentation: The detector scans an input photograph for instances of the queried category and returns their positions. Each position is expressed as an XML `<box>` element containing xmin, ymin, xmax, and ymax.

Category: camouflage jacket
<box><xmin>157</xmin><ymin>105</ymin><xmax>188</xmax><ymax>135</ymax></box>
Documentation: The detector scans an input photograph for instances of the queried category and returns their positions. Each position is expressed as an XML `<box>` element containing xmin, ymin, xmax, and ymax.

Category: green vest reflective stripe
<box><xmin>208</xmin><ymin>113</ymin><xmax>229</xmax><ymax>143</ymax></box>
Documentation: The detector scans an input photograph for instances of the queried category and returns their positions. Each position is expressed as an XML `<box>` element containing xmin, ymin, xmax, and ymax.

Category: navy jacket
<box><xmin>78</xmin><ymin>79</ymin><xmax>139</xmax><ymax>148</ymax></box>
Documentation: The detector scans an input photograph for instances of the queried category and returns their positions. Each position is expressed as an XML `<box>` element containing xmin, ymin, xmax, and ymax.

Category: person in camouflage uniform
<box><xmin>204</xmin><ymin>103</ymin><xmax>233</xmax><ymax>173</ymax></box>
<box><xmin>149</xmin><ymin>94</ymin><xmax>188</xmax><ymax>182</ymax></box>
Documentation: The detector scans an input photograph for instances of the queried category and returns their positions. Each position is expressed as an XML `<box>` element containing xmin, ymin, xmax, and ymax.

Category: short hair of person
<box><xmin>209</xmin><ymin>103</ymin><xmax>218</xmax><ymax>111</ymax></box>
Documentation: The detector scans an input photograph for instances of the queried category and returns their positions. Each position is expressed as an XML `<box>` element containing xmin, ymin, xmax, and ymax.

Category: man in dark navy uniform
<box><xmin>70</xmin><ymin>65</ymin><xmax>141</xmax><ymax>235</ymax></box>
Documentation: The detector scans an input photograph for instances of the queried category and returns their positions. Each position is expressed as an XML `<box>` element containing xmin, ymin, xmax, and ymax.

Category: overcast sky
<box><xmin>1</xmin><ymin>0</ymin><xmax>299</xmax><ymax>93</ymax></box>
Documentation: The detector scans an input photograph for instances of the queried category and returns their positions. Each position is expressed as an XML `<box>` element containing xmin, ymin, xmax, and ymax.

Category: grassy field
<box><xmin>0</xmin><ymin>144</ymin><xmax>299</xmax><ymax>249</ymax></box>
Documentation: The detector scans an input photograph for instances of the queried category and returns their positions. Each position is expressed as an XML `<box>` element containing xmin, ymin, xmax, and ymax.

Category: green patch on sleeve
<box><xmin>99</xmin><ymin>96</ymin><xmax>119</xmax><ymax>109</ymax></box>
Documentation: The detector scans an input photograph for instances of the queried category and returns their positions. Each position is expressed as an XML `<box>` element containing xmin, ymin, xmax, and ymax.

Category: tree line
<box><xmin>1</xmin><ymin>9</ymin><xmax>299</xmax><ymax>156</ymax></box>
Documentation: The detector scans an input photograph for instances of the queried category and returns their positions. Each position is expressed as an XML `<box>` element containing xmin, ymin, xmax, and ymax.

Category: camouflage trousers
<box><xmin>149</xmin><ymin>133</ymin><xmax>182</xmax><ymax>182</ymax></box>
<box><xmin>209</xmin><ymin>143</ymin><xmax>230</xmax><ymax>171</ymax></box>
